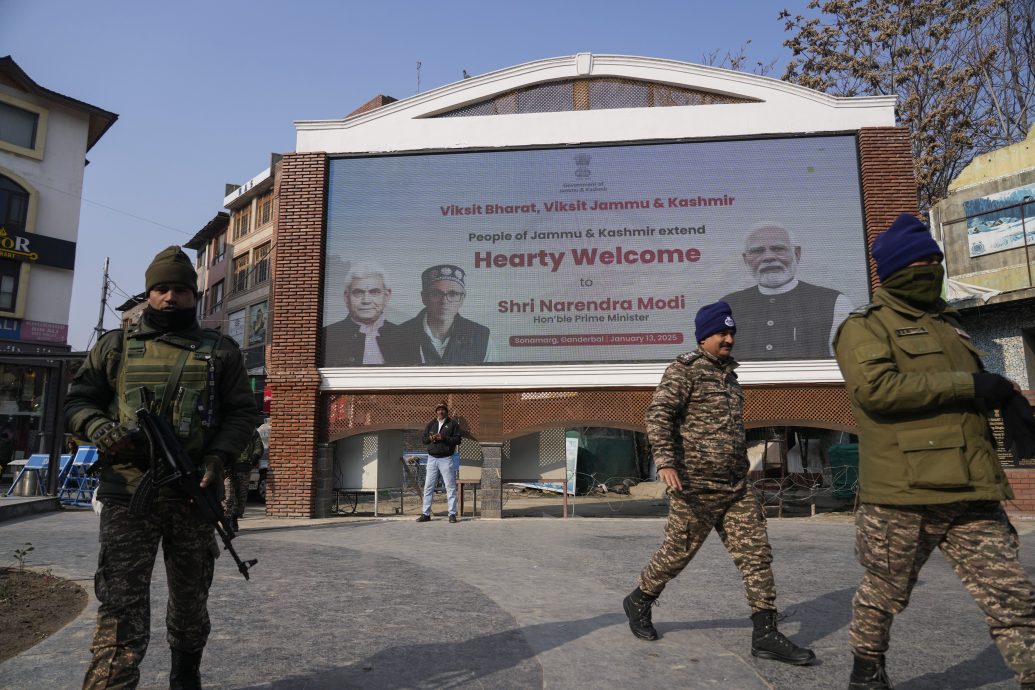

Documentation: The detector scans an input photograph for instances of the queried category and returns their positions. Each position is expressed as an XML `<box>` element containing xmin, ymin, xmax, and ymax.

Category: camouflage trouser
<box><xmin>83</xmin><ymin>499</ymin><xmax>217</xmax><ymax>690</ymax></box>
<box><xmin>222</xmin><ymin>468</ymin><xmax>250</xmax><ymax>519</ymax></box>
<box><xmin>851</xmin><ymin>501</ymin><xmax>1035</xmax><ymax>684</ymax></box>
<box><xmin>638</xmin><ymin>483</ymin><xmax>777</xmax><ymax>612</ymax></box>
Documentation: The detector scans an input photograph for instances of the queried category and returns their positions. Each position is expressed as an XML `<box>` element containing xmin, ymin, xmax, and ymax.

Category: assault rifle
<box><xmin>134</xmin><ymin>407</ymin><xmax>258</xmax><ymax>580</ymax></box>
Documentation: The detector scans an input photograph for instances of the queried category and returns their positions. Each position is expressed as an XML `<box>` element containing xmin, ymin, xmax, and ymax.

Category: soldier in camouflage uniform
<box><xmin>66</xmin><ymin>246</ymin><xmax>259</xmax><ymax>690</ymax></box>
<box><xmin>223</xmin><ymin>428</ymin><xmax>263</xmax><ymax>531</ymax></box>
<box><xmin>835</xmin><ymin>214</ymin><xmax>1035</xmax><ymax>690</ymax></box>
<box><xmin>623</xmin><ymin>301</ymin><xmax>816</xmax><ymax>666</ymax></box>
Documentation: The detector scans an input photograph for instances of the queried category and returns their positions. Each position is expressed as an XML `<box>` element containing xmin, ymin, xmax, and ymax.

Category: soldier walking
<box><xmin>835</xmin><ymin>214</ymin><xmax>1035</xmax><ymax>689</ymax></box>
<box><xmin>623</xmin><ymin>301</ymin><xmax>816</xmax><ymax>666</ymax></box>
<box><xmin>66</xmin><ymin>246</ymin><xmax>259</xmax><ymax>690</ymax></box>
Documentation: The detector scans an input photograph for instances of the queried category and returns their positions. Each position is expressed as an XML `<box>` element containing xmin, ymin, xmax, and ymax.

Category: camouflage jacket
<box><xmin>65</xmin><ymin>319</ymin><xmax>259</xmax><ymax>501</ymax></box>
<box><xmin>645</xmin><ymin>349</ymin><xmax>747</xmax><ymax>485</ymax></box>
<box><xmin>834</xmin><ymin>287</ymin><xmax>1011</xmax><ymax>504</ymax></box>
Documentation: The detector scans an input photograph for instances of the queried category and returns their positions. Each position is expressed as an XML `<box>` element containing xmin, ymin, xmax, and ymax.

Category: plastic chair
<box><xmin>58</xmin><ymin>446</ymin><xmax>99</xmax><ymax>506</ymax></box>
<box><xmin>5</xmin><ymin>454</ymin><xmax>50</xmax><ymax>496</ymax></box>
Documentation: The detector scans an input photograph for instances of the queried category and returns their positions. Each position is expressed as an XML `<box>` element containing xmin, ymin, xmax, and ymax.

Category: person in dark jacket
<box><xmin>416</xmin><ymin>401</ymin><xmax>462</xmax><ymax>523</ymax></box>
<box><xmin>323</xmin><ymin>260</ymin><xmax>417</xmax><ymax>366</ymax></box>
<box><xmin>66</xmin><ymin>246</ymin><xmax>259</xmax><ymax>690</ymax></box>
<box><xmin>399</xmin><ymin>264</ymin><xmax>494</xmax><ymax>364</ymax></box>
<box><xmin>834</xmin><ymin>214</ymin><xmax>1035</xmax><ymax>690</ymax></box>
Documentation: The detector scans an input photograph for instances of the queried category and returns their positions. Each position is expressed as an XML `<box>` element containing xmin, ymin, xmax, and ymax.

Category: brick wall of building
<box><xmin>266</xmin><ymin>152</ymin><xmax>326</xmax><ymax>517</ymax></box>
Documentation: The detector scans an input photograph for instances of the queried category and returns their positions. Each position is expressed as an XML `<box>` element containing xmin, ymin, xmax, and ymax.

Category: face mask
<box><xmin>881</xmin><ymin>264</ymin><xmax>945</xmax><ymax>307</ymax></box>
<box><xmin>143</xmin><ymin>305</ymin><xmax>197</xmax><ymax>333</ymax></box>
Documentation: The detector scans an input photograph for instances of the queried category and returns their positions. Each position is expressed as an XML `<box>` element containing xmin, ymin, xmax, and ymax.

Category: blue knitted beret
<box><xmin>695</xmin><ymin>301</ymin><xmax>736</xmax><ymax>342</ymax></box>
<box><xmin>871</xmin><ymin>213</ymin><xmax>943</xmax><ymax>281</ymax></box>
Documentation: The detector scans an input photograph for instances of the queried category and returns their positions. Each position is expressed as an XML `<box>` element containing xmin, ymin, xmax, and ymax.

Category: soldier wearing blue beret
<box><xmin>623</xmin><ymin>301</ymin><xmax>816</xmax><ymax>667</ymax></box>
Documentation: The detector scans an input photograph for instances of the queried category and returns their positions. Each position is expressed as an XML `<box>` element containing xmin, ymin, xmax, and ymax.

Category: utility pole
<box><xmin>416</xmin><ymin>61</ymin><xmax>422</xmax><ymax>94</ymax></box>
<box><xmin>93</xmin><ymin>256</ymin><xmax>109</xmax><ymax>345</ymax></box>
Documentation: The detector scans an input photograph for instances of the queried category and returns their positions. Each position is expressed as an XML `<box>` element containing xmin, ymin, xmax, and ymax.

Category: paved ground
<box><xmin>1</xmin><ymin>506</ymin><xmax>1033</xmax><ymax>689</ymax></box>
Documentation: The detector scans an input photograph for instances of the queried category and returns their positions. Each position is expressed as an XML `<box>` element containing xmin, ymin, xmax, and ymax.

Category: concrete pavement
<box><xmin>1</xmin><ymin>507</ymin><xmax>1032</xmax><ymax>689</ymax></box>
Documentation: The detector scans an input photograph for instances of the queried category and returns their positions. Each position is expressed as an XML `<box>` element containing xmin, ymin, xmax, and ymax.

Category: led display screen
<box><xmin>323</xmin><ymin>135</ymin><xmax>869</xmax><ymax>366</ymax></box>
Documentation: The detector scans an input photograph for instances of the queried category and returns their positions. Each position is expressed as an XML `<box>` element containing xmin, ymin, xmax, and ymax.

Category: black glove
<box><xmin>973</xmin><ymin>372</ymin><xmax>1016</xmax><ymax>407</ymax></box>
<box><xmin>90</xmin><ymin>420</ymin><xmax>137</xmax><ymax>455</ymax></box>
<box><xmin>1003</xmin><ymin>394</ymin><xmax>1035</xmax><ymax>461</ymax></box>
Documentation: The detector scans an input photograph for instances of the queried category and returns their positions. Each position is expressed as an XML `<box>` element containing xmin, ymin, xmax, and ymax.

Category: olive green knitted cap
<box><xmin>145</xmin><ymin>246</ymin><xmax>197</xmax><ymax>293</ymax></box>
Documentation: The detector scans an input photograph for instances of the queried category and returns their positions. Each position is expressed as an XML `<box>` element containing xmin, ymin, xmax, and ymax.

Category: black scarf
<box><xmin>142</xmin><ymin>306</ymin><xmax>197</xmax><ymax>333</ymax></box>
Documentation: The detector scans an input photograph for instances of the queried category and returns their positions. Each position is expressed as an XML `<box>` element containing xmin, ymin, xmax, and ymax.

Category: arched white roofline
<box><xmin>296</xmin><ymin>52</ymin><xmax>896</xmax><ymax>155</ymax></box>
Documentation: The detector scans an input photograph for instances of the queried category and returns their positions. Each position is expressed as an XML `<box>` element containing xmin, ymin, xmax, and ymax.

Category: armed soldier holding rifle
<box><xmin>66</xmin><ymin>246</ymin><xmax>259</xmax><ymax>690</ymax></box>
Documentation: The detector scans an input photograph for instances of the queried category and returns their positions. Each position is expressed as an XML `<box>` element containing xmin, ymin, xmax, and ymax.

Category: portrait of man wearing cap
<box><xmin>721</xmin><ymin>222</ymin><xmax>854</xmax><ymax>360</ymax></box>
<box><xmin>399</xmin><ymin>264</ymin><xmax>495</xmax><ymax>365</ymax></box>
<box><xmin>323</xmin><ymin>260</ymin><xmax>418</xmax><ymax>366</ymax></box>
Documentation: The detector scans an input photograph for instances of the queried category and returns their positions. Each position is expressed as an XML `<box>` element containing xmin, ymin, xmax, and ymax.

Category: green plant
<box><xmin>13</xmin><ymin>542</ymin><xmax>33</xmax><ymax>569</ymax></box>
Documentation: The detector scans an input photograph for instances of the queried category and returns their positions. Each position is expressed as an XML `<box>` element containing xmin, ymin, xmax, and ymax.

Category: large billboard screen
<box><xmin>323</xmin><ymin>135</ymin><xmax>869</xmax><ymax>366</ymax></box>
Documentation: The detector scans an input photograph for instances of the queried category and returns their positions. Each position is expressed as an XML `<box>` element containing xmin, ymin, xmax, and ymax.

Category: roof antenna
<box><xmin>416</xmin><ymin>61</ymin><xmax>422</xmax><ymax>94</ymax></box>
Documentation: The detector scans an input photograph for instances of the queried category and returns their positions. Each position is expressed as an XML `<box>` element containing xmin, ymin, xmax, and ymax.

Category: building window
<box><xmin>0</xmin><ymin>101</ymin><xmax>39</xmax><ymax>150</ymax></box>
<box><xmin>212</xmin><ymin>233</ymin><xmax>226</xmax><ymax>265</ymax></box>
<box><xmin>209</xmin><ymin>280</ymin><xmax>224</xmax><ymax>314</ymax></box>
<box><xmin>437</xmin><ymin>77</ymin><xmax>755</xmax><ymax>117</ymax></box>
<box><xmin>253</xmin><ymin>242</ymin><xmax>271</xmax><ymax>285</ymax></box>
<box><xmin>256</xmin><ymin>192</ymin><xmax>273</xmax><ymax>227</ymax></box>
<box><xmin>196</xmin><ymin>245</ymin><xmax>206</xmax><ymax>268</ymax></box>
<box><xmin>232</xmin><ymin>206</ymin><xmax>251</xmax><ymax>240</ymax></box>
<box><xmin>232</xmin><ymin>255</ymin><xmax>249</xmax><ymax>293</ymax></box>
<box><xmin>0</xmin><ymin>175</ymin><xmax>30</xmax><ymax>235</ymax></box>
<box><xmin>0</xmin><ymin>259</ymin><xmax>21</xmax><ymax>311</ymax></box>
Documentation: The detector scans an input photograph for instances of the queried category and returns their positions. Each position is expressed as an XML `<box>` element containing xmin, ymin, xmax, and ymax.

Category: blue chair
<box><xmin>5</xmin><ymin>454</ymin><xmax>50</xmax><ymax>496</ymax></box>
<box><xmin>59</xmin><ymin>446</ymin><xmax>99</xmax><ymax>506</ymax></box>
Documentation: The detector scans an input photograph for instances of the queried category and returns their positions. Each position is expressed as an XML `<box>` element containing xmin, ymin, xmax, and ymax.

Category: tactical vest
<box><xmin>115</xmin><ymin>329</ymin><xmax>219</xmax><ymax>460</ymax></box>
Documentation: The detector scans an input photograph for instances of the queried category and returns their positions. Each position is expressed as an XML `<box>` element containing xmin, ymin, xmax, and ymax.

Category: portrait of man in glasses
<box><xmin>323</xmin><ymin>260</ymin><xmax>418</xmax><ymax>366</ymax></box>
<box><xmin>400</xmin><ymin>264</ymin><xmax>496</xmax><ymax>364</ymax></box>
<box><xmin>720</xmin><ymin>222</ymin><xmax>853</xmax><ymax>360</ymax></box>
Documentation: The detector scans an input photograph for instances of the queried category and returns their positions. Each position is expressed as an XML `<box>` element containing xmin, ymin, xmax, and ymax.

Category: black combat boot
<box><xmin>622</xmin><ymin>586</ymin><xmax>659</xmax><ymax>641</ymax></box>
<box><xmin>750</xmin><ymin>609</ymin><xmax>816</xmax><ymax>665</ymax></box>
<box><xmin>848</xmin><ymin>654</ymin><xmax>894</xmax><ymax>689</ymax></box>
<box><xmin>169</xmin><ymin>647</ymin><xmax>203</xmax><ymax>690</ymax></box>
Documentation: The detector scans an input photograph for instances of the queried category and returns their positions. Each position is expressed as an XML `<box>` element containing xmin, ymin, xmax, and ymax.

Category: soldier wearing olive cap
<box><xmin>66</xmin><ymin>245</ymin><xmax>258</xmax><ymax>690</ymax></box>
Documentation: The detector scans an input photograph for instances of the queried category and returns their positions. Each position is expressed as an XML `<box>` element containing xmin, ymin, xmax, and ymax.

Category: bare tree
<box><xmin>781</xmin><ymin>0</ymin><xmax>1034</xmax><ymax>210</ymax></box>
<box><xmin>701</xmin><ymin>40</ymin><xmax>778</xmax><ymax>76</ymax></box>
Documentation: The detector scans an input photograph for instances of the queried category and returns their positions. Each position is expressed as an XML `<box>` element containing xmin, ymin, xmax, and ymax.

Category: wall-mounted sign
<box><xmin>0</xmin><ymin>227</ymin><xmax>77</xmax><ymax>270</ymax></box>
<box><xmin>248</xmin><ymin>301</ymin><xmax>267</xmax><ymax>347</ymax></box>
<box><xmin>21</xmin><ymin>320</ymin><xmax>67</xmax><ymax>344</ymax></box>
<box><xmin>228</xmin><ymin>309</ymin><xmax>245</xmax><ymax>347</ymax></box>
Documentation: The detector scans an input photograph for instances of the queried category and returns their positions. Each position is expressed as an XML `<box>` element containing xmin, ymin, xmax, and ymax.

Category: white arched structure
<box><xmin>298</xmin><ymin>54</ymin><xmax>896</xmax><ymax>392</ymax></box>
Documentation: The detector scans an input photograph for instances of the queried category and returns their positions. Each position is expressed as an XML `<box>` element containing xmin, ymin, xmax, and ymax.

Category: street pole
<box><xmin>93</xmin><ymin>257</ymin><xmax>109</xmax><ymax>344</ymax></box>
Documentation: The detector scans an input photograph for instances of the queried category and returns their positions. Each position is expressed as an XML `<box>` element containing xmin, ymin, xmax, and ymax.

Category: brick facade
<box><xmin>266</xmin><ymin>152</ymin><xmax>326</xmax><ymax>517</ymax></box>
<box><xmin>264</xmin><ymin>126</ymin><xmax>1035</xmax><ymax>517</ymax></box>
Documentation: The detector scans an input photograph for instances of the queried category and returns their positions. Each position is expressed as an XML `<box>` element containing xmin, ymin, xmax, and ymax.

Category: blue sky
<box><xmin>1</xmin><ymin>0</ymin><xmax>812</xmax><ymax>349</ymax></box>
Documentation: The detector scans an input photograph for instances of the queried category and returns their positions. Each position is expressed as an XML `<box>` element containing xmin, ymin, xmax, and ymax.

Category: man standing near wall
<box><xmin>66</xmin><ymin>246</ymin><xmax>259</xmax><ymax>690</ymax></box>
<box><xmin>416</xmin><ymin>401</ymin><xmax>461</xmax><ymax>523</ymax></box>
<box><xmin>622</xmin><ymin>301</ymin><xmax>816</xmax><ymax>666</ymax></box>
<box><xmin>834</xmin><ymin>213</ymin><xmax>1035</xmax><ymax>689</ymax></box>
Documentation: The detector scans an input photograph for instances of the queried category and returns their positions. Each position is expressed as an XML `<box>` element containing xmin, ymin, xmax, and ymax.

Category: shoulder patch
<box><xmin>849</xmin><ymin>303</ymin><xmax>880</xmax><ymax>317</ymax></box>
<box><xmin>676</xmin><ymin>351</ymin><xmax>702</xmax><ymax>365</ymax></box>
